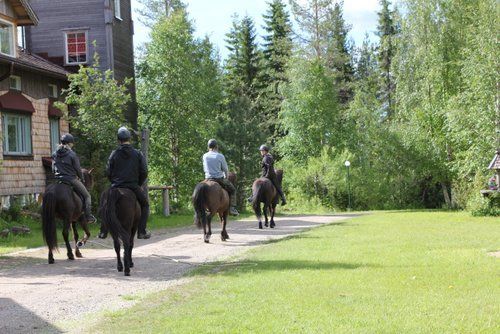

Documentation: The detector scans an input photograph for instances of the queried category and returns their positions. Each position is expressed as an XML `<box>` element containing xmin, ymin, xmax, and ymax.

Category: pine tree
<box><xmin>261</xmin><ymin>0</ymin><xmax>293</xmax><ymax>144</ymax></box>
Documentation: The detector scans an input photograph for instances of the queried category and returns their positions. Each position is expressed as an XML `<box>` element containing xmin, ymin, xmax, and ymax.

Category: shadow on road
<box><xmin>0</xmin><ymin>298</ymin><xmax>63</xmax><ymax>334</ymax></box>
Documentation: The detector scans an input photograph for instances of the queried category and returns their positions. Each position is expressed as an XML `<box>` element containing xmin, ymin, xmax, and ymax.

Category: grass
<box><xmin>85</xmin><ymin>211</ymin><xmax>499</xmax><ymax>333</ymax></box>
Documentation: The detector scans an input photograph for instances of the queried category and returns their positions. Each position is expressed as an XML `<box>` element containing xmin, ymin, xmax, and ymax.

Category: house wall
<box><xmin>0</xmin><ymin>68</ymin><xmax>69</xmax><ymax>202</ymax></box>
<box><xmin>25</xmin><ymin>0</ymin><xmax>108</xmax><ymax>71</ymax></box>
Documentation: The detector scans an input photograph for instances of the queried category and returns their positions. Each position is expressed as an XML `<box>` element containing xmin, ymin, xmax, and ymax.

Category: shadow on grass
<box><xmin>188</xmin><ymin>258</ymin><xmax>379</xmax><ymax>277</ymax></box>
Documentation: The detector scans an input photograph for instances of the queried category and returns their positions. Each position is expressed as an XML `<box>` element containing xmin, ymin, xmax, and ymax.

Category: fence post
<box><xmin>162</xmin><ymin>188</ymin><xmax>170</xmax><ymax>216</ymax></box>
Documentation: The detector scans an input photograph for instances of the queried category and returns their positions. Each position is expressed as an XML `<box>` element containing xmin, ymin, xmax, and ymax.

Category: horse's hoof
<box><xmin>124</xmin><ymin>271</ymin><xmax>130</xmax><ymax>276</ymax></box>
<box><xmin>270</xmin><ymin>223</ymin><xmax>275</xmax><ymax>228</ymax></box>
<box><xmin>265</xmin><ymin>222</ymin><xmax>269</xmax><ymax>227</ymax></box>
<box><xmin>48</xmin><ymin>259</ymin><xmax>54</xmax><ymax>264</ymax></box>
<box><xmin>221</xmin><ymin>236</ymin><xmax>226</xmax><ymax>242</ymax></box>
<box><xmin>130</xmin><ymin>262</ymin><xmax>134</xmax><ymax>268</ymax></box>
<box><xmin>75</xmin><ymin>251</ymin><xmax>83</xmax><ymax>258</ymax></box>
<box><xmin>259</xmin><ymin>222</ymin><xmax>263</xmax><ymax>229</ymax></box>
<box><xmin>118</xmin><ymin>267</ymin><xmax>123</xmax><ymax>272</ymax></box>
<box><xmin>68</xmin><ymin>255</ymin><xmax>75</xmax><ymax>261</ymax></box>
<box><xmin>204</xmin><ymin>240</ymin><xmax>210</xmax><ymax>244</ymax></box>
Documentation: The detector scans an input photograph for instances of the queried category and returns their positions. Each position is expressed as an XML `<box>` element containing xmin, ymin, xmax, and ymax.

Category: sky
<box><xmin>131</xmin><ymin>0</ymin><xmax>381</xmax><ymax>59</ymax></box>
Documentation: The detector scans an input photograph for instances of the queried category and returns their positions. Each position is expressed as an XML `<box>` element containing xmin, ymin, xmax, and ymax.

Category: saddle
<box><xmin>56</xmin><ymin>179</ymin><xmax>86</xmax><ymax>204</ymax></box>
<box><xmin>206</xmin><ymin>178</ymin><xmax>230</xmax><ymax>194</ymax></box>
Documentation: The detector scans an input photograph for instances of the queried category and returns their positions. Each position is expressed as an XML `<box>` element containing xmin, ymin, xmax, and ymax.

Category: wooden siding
<box><xmin>111</xmin><ymin>0</ymin><xmax>136</xmax><ymax>128</ymax></box>
<box><xmin>25</xmin><ymin>0</ymin><xmax>109</xmax><ymax>70</ymax></box>
<box><xmin>0</xmin><ymin>89</ymin><xmax>69</xmax><ymax>196</ymax></box>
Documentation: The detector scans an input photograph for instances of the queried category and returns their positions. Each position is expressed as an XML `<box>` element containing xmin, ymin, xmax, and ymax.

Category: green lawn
<box><xmin>87</xmin><ymin>211</ymin><xmax>499</xmax><ymax>333</ymax></box>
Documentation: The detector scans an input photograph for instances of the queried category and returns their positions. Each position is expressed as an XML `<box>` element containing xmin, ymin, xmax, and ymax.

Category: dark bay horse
<box><xmin>99</xmin><ymin>187</ymin><xmax>140</xmax><ymax>276</ymax></box>
<box><xmin>251</xmin><ymin>169</ymin><xmax>283</xmax><ymax>229</ymax></box>
<box><xmin>42</xmin><ymin>169</ymin><xmax>94</xmax><ymax>264</ymax></box>
<box><xmin>192</xmin><ymin>173</ymin><xmax>236</xmax><ymax>243</ymax></box>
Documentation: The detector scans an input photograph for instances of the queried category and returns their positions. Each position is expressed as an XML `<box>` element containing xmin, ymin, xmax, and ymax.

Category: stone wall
<box><xmin>0</xmin><ymin>90</ymin><xmax>69</xmax><ymax>202</ymax></box>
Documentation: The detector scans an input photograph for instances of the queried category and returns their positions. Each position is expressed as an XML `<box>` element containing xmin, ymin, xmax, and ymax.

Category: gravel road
<box><xmin>0</xmin><ymin>215</ymin><xmax>351</xmax><ymax>333</ymax></box>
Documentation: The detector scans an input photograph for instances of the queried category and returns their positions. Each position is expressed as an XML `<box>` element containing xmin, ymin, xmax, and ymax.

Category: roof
<box><xmin>8</xmin><ymin>0</ymin><xmax>39</xmax><ymax>26</ymax></box>
<box><xmin>0</xmin><ymin>48</ymin><xmax>69</xmax><ymax>80</ymax></box>
<box><xmin>488</xmin><ymin>152</ymin><xmax>500</xmax><ymax>170</ymax></box>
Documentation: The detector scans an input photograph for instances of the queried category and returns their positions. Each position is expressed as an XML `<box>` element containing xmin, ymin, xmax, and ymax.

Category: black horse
<box><xmin>99</xmin><ymin>187</ymin><xmax>140</xmax><ymax>276</ymax></box>
<box><xmin>42</xmin><ymin>169</ymin><xmax>94</xmax><ymax>264</ymax></box>
<box><xmin>251</xmin><ymin>169</ymin><xmax>283</xmax><ymax>229</ymax></box>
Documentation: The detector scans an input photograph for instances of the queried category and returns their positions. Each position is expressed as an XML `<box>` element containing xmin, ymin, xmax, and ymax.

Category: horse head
<box><xmin>81</xmin><ymin>168</ymin><xmax>94</xmax><ymax>190</ymax></box>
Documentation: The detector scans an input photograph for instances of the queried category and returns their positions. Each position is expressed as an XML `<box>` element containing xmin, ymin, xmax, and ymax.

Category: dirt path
<box><xmin>0</xmin><ymin>215</ymin><xmax>352</xmax><ymax>333</ymax></box>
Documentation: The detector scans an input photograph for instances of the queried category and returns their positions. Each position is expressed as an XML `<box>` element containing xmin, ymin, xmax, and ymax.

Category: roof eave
<box><xmin>0</xmin><ymin>56</ymin><xmax>68</xmax><ymax>80</ymax></box>
<box><xmin>17</xmin><ymin>0</ymin><xmax>39</xmax><ymax>26</ymax></box>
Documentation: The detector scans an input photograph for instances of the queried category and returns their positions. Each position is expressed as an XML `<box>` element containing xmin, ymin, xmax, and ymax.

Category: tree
<box><xmin>260</xmin><ymin>0</ymin><xmax>293</xmax><ymax>144</ymax></box>
<box><xmin>137</xmin><ymin>0</ymin><xmax>186</xmax><ymax>26</ymax></box>
<box><xmin>57</xmin><ymin>48</ymin><xmax>131</xmax><ymax>203</ymax></box>
<box><xmin>219</xmin><ymin>15</ymin><xmax>265</xmax><ymax>207</ymax></box>
<box><xmin>137</xmin><ymin>9</ymin><xmax>222</xmax><ymax>204</ymax></box>
<box><xmin>376</xmin><ymin>0</ymin><xmax>398</xmax><ymax>119</ymax></box>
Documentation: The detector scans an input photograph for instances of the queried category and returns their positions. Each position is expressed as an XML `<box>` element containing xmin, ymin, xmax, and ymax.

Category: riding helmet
<box><xmin>259</xmin><ymin>144</ymin><xmax>270</xmax><ymax>152</ymax></box>
<box><xmin>208</xmin><ymin>139</ymin><xmax>218</xmax><ymax>149</ymax></box>
<box><xmin>60</xmin><ymin>133</ymin><xmax>75</xmax><ymax>144</ymax></box>
<box><xmin>117</xmin><ymin>126</ymin><xmax>131</xmax><ymax>141</ymax></box>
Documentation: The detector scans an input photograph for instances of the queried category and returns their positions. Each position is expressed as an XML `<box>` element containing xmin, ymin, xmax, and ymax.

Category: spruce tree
<box><xmin>376</xmin><ymin>0</ymin><xmax>398</xmax><ymax>119</ymax></box>
<box><xmin>261</xmin><ymin>0</ymin><xmax>293</xmax><ymax>144</ymax></box>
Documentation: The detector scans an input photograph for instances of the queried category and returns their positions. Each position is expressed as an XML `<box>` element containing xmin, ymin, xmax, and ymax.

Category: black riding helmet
<box><xmin>117</xmin><ymin>126</ymin><xmax>131</xmax><ymax>141</ymax></box>
<box><xmin>259</xmin><ymin>144</ymin><xmax>270</xmax><ymax>152</ymax></box>
<box><xmin>60</xmin><ymin>133</ymin><xmax>74</xmax><ymax>144</ymax></box>
<box><xmin>208</xmin><ymin>139</ymin><xmax>218</xmax><ymax>149</ymax></box>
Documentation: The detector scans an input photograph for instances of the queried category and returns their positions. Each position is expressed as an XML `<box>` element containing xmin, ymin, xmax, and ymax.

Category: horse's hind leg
<box><xmin>62</xmin><ymin>221</ymin><xmax>74</xmax><ymax>260</ymax></box>
<box><xmin>264</xmin><ymin>205</ymin><xmax>269</xmax><ymax>228</ymax></box>
<box><xmin>114</xmin><ymin>238</ymin><xmax>123</xmax><ymax>272</ymax></box>
<box><xmin>270</xmin><ymin>204</ymin><xmax>276</xmax><ymax>228</ymax></box>
<box><xmin>123</xmin><ymin>240</ymin><xmax>131</xmax><ymax>276</ymax></box>
<box><xmin>204</xmin><ymin>214</ymin><xmax>213</xmax><ymax>243</ymax></box>
<box><xmin>72</xmin><ymin>222</ymin><xmax>82</xmax><ymax>258</ymax></box>
<box><xmin>48</xmin><ymin>250</ymin><xmax>54</xmax><ymax>264</ymax></box>
<box><xmin>220</xmin><ymin>212</ymin><xmax>229</xmax><ymax>241</ymax></box>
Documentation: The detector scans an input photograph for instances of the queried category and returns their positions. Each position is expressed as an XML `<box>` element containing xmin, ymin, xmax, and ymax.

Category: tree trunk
<box><xmin>441</xmin><ymin>182</ymin><xmax>452</xmax><ymax>208</ymax></box>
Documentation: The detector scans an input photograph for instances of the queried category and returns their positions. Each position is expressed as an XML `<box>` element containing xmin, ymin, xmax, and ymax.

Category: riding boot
<box><xmin>137</xmin><ymin>203</ymin><xmax>151</xmax><ymax>239</ymax></box>
<box><xmin>229</xmin><ymin>192</ymin><xmax>239</xmax><ymax>216</ymax></box>
<box><xmin>84</xmin><ymin>204</ymin><xmax>96</xmax><ymax>224</ymax></box>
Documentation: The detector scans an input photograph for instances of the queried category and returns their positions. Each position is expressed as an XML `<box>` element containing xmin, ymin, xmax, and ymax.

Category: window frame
<box><xmin>48</xmin><ymin>84</ymin><xmax>58</xmax><ymax>98</ymax></box>
<box><xmin>1</xmin><ymin>112</ymin><xmax>33</xmax><ymax>156</ymax></box>
<box><xmin>9</xmin><ymin>75</ymin><xmax>21</xmax><ymax>91</ymax></box>
<box><xmin>49</xmin><ymin>117</ymin><xmax>60</xmax><ymax>153</ymax></box>
<box><xmin>64</xmin><ymin>30</ymin><xmax>88</xmax><ymax>65</ymax></box>
<box><xmin>0</xmin><ymin>17</ymin><xmax>15</xmax><ymax>57</ymax></box>
<box><xmin>114</xmin><ymin>0</ymin><xmax>122</xmax><ymax>20</ymax></box>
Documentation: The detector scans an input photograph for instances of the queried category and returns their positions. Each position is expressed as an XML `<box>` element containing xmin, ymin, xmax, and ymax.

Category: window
<box><xmin>65</xmin><ymin>31</ymin><xmax>87</xmax><ymax>65</ymax></box>
<box><xmin>114</xmin><ymin>0</ymin><xmax>122</xmax><ymax>19</ymax></box>
<box><xmin>49</xmin><ymin>118</ymin><xmax>60</xmax><ymax>152</ymax></box>
<box><xmin>0</xmin><ymin>19</ymin><xmax>15</xmax><ymax>57</ymax></box>
<box><xmin>48</xmin><ymin>84</ymin><xmax>58</xmax><ymax>98</ymax></box>
<box><xmin>9</xmin><ymin>76</ymin><xmax>21</xmax><ymax>91</ymax></box>
<box><xmin>2</xmin><ymin>113</ymin><xmax>32</xmax><ymax>155</ymax></box>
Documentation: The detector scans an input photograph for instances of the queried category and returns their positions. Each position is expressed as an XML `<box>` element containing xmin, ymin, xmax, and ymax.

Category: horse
<box><xmin>251</xmin><ymin>169</ymin><xmax>283</xmax><ymax>229</ymax></box>
<box><xmin>99</xmin><ymin>187</ymin><xmax>140</xmax><ymax>276</ymax></box>
<box><xmin>42</xmin><ymin>169</ymin><xmax>94</xmax><ymax>264</ymax></box>
<box><xmin>192</xmin><ymin>173</ymin><xmax>236</xmax><ymax>243</ymax></box>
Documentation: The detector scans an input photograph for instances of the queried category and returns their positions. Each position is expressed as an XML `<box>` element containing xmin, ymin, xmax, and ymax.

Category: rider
<box><xmin>203</xmin><ymin>139</ymin><xmax>239</xmax><ymax>216</ymax></box>
<box><xmin>52</xmin><ymin>133</ymin><xmax>96</xmax><ymax>223</ymax></box>
<box><xmin>98</xmin><ymin>127</ymin><xmax>151</xmax><ymax>239</ymax></box>
<box><xmin>252</xmin><ymin>145</ymin><xmax>286</xmax><ymax>205</ymax></box>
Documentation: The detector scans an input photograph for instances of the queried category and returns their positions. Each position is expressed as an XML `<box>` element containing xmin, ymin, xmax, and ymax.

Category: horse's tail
<box><xmin>252</xmin><ymin>181</ymin><xmax>264</xmax><ymax>218</ymax></box>
<box><xmin>192</xmin><ymin>183</ymin><xmax>207</xmax><ymax>229</ymax></box>
<box><xmin>103</xmin><ymin>188</ymin><xmax>130</xmax><ymax>243</ymax></box>
<box><xmin>42</xmin><ymin>190</ymin><xmax>58</xmax><ymax>252</ymax></box>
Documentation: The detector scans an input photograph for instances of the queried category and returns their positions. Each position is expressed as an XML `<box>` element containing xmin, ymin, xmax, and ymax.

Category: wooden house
<box><xmin>24</xmin><ymin>0</ymin><xmax>137</xmax><ymax>128</ymax></box>
<box><xmin>0</xmin><ymin>0</ymin><xmax>70</xmax><ymax>207</ymax></box>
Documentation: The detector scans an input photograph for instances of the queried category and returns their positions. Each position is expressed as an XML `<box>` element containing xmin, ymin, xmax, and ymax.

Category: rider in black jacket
<box><xmin>248</xmin><ymin>145</ymin><xmax>287</xmax><ymax>205</ymax></box>
<box><xmin>52</xmin><ymin>133</ymin><xmax>96</xmax><ymax>223</ymax></box>
<box><xmin>259</xmin><ymin>145</ymin><xmax>286</xmax><ymax>205</ymax></box>
<box><xmin>98</xmin><ymin>127</ymin><xmax>151</xmax><ymax>239</ymax></box>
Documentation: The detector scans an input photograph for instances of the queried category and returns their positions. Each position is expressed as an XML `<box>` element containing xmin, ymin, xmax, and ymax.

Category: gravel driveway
<box><xmin>0</xmin><ymin>215</ymin><xmax>351</xmax><ymax>333</ymax></box>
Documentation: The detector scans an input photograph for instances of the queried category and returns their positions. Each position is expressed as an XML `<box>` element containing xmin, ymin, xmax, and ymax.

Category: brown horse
<box><xmin>192</xmin><ymin>173</ymin><xmax>236</xmax><ymax>243</ymax></box>
<box><xmin>99</xmin><ymin>187</ymin><xmax>140</xmax><ymax>276</ymax></box>
<box><xmin>251</xmin><ymin>169</ymin><xmax>283</xmax><ymax>229</ymax></box>
<box><xmin>42</xmin><ymin>169</ymin><xmax>94</xmax><ymax>264</ymax></box>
